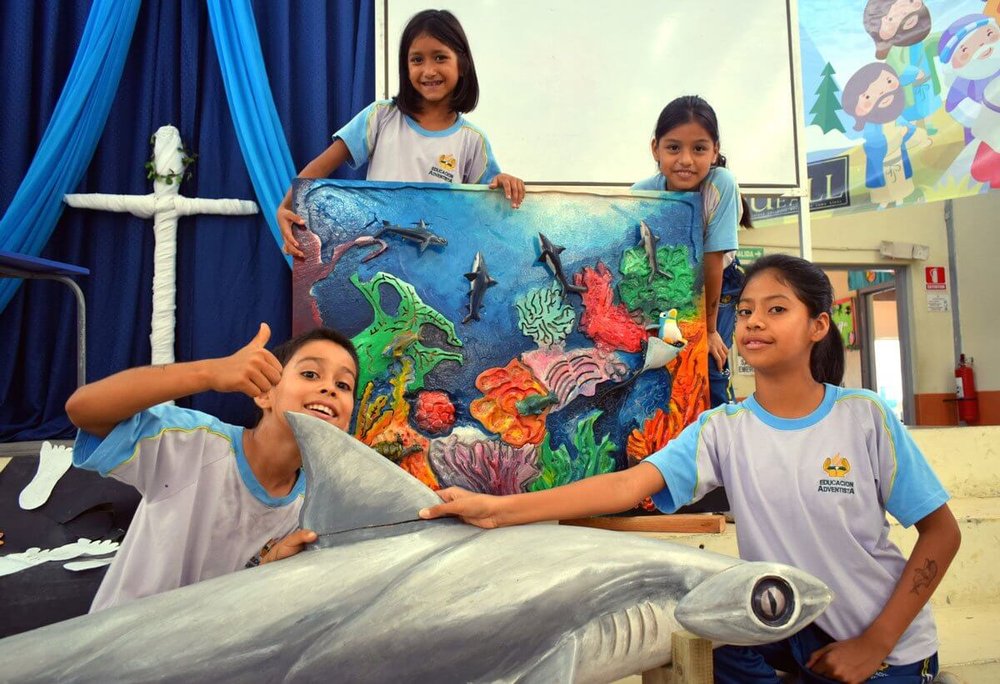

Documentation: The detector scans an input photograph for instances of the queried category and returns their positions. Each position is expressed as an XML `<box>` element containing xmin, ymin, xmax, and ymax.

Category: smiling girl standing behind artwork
<box><xmin>633</xmin><ymin>96</ymin><xmax>753</xmax><ymax>407</ymax></box>
<box><xmin>277</xmin><ymin>9</ymin><xmax>525</xmax><ymax>258</ymax></box>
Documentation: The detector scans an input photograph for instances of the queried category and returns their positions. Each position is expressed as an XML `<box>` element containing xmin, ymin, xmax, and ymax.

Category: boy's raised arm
<box><xmin>65</xmin><ymin>323</ymin><xmax>282</xmax><ymax>439</ymax></box>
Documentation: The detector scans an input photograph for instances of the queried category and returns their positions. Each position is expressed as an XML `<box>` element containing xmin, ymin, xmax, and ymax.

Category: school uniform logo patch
<box><xmin>818</xmin><ymin>454</ymin><xmax>855</xmax><ymax>495</ymax></box>
<box><xmin>428</xmin><ymin>154</ymin><xmax>456</xmax><ymax>182</ymax></box>
<box><xmin>822</xmin><ymin>454</ymin><xmax>851</xmax><ymax>478</ymax></box>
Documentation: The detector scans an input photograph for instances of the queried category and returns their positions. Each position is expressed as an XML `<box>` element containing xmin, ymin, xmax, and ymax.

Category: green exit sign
<box><xmin>737</xmin><ymin>247</ymin><xmax>764</xmax><ymax>262</ymax></box>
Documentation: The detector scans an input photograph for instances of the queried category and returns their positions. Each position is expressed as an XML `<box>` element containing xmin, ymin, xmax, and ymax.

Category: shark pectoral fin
<box><xmin>285</xmin><ymin>413</ymin><xmax>441</xmax><ymax>541</ymax></box>
<box><xmin>464</xmin><ymin>272</ymin><xmax>477</xmax><ymax>281</ymax></box>
<box><xmin>518</xmin><ymin>637</ymin><xmax>580</xmax><ymax>683</ymax></box>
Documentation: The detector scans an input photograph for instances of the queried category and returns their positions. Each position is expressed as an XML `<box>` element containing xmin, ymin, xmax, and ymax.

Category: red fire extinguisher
<box><xmin>955</xmin><ymin>354</ymin><xmax>980</xmax><ymax>425</ymax></box>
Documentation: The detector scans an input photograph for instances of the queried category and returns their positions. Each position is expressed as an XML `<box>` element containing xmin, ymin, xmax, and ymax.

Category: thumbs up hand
<box><xmin>212</xmin><ymin>323</ymin><xmax>284</xmax><ymax>397</ymax></box>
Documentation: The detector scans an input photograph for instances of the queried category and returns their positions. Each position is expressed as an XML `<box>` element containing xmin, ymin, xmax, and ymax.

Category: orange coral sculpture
<box><xmin>470</xmin><ymin>359</ymin><xmax>550</xmax><ymax>447</ymax></box>
<box><xmin>626</xmin><ymin>318</ymin><xmax>710</xmax><ymax>511</ymax></box>
<box><xmin>354</xmin><ymin>359</ymin><xmax>439</xmax><ymax>489</ymax></box>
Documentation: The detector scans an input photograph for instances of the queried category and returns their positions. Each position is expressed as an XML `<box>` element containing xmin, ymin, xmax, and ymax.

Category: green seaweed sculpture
<box><xmin>571</xmin><ymin>411</ymin><xmax>617</xmax><ymax>480</ymax></box>
<box><xmin>515</xmin><ymin>283</ymin><xmax>576</xmax><ymax>347</ymax></box>
<box><xmin>528</xmin><ymin>433</ymin><xmax>572</xmax><ymax>492</ymax></box>
<box><xmin>350</xmin><ymin>272</ymin><xmax>464</xmax><ymax>392</ymax></box>
<box><xmin>528</xmin><ymin>410</ymin><xmax>617</xmax><ymax>491</ymax></box>
<box><xmin>618</xmin><ymin>245</ymin><xmax>697</xmax><ymax>319</ymax></box>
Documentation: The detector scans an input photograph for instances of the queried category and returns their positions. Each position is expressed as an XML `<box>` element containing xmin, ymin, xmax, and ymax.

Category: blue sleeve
<box><xmin>472</xmin><ymin>131</ymin><xmax>501</xmax><ymax>184</ymax></box>
<box><xmin>645</xmin><ymin>414</ymin><xmax>714</xmax><ymax>513</ymax></box>
<box><xmin>332</xmin><ymin>101</ymin><xmax>381</xmax><ymax>170</ymax></box>
<box><xmin>72</xmin><ymin>405</ymin><xmax>228</xmax><ymax>493</ymax></box>
<box><xmin>877</xmin><ymin>400</ymin><xmax>950</xmax><ymax>527</ymax></box>
<box><xmin>631</xmin><ymin>174</ymin><xmax>665</xmax><ymax>191</ymax></box>
<box><xmin>702</xmin><ymin>167</ymin><xmax>740</xmax><ymax>253</ymax></box>
<box><xmin>461</xmin><ymin>128</ymin><xmax>500</xmax><ymax>185</ymax></box>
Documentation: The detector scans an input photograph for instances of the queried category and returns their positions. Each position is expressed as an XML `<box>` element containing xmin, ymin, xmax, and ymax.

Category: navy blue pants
<box><xmin>709</xmin><ymin>259</ymin><xmax>744</xmax><ymax>407</ymax></box>
<box><xmin>713</xmin><ymin>623</ymin><xmax>938</xmax><ymax>683</ymax></box>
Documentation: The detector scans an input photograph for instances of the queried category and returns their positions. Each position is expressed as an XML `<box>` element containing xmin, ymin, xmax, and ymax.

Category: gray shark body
<box><xmin>538</xmin><ymin>232</ymin><xmax>587</xmax><ymax>297</ymax></box>
<box><xmin>462</xmin><ymin>251</ymin><xmax>496</xmax><ymax>323</ymax></box>
<box><xmin>375</xmin><ymin>218</ymin><xmax>447</xmax><ymax>253</ymax></box>
<box><xmin>0</xmin><ymin>414</ymin><xmax>831</xmax><ymax>683</ymax></box>
<box><xmin>639</xmin><ymin>220</ymin><xmax>672</xmax><ymax>282</ymax></box>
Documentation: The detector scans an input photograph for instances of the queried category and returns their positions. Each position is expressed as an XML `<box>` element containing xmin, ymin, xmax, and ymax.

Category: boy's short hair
<box><xmin>250</xmin><ymin>327</ymin><xmax>360</xmax><ymax>427</ymax></box>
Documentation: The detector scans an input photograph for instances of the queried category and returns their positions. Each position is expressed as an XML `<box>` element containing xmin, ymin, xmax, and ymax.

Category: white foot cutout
<box><xmin>18</xmin><ymin>441</ymin><xmax>73</xmax><ymax>510</ymax></box>
<box><xmin>0</xmin><ymin>538</ymin><xmax>119</xmax><ymax>577</ymax></box>
<box><xmin>64</xmin><ymin>558</ymin><xmax>115</xmax><ymax>572</ymax></box>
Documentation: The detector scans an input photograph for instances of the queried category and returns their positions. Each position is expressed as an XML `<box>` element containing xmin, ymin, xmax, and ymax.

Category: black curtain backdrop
<box><xmin>0</xmin><ymin>0</ymin><xmax>375</xmax><ymax>439</ymax></box>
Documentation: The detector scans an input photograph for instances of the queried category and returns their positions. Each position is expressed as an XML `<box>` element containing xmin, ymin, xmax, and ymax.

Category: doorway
<box><xmin>730</xmin><ymin>265</ymin><xmax>914</xmax><ymax>424</ymax></box>
<box><xmin>827</xmin><ymin>267</ymin><xmax>913</xmax><ymax>423</ymax></box>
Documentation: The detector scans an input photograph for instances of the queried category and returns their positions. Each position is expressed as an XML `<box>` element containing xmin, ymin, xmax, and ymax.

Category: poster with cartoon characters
<box><xmin>794</xmin><ymin>0</ymin><xmax>1000</xmax><ymax>216</ymax></box>
<box><xmin>291</xmin><ymin>180</ymin><xmax>708</xmax><ymax>510</ymax></box>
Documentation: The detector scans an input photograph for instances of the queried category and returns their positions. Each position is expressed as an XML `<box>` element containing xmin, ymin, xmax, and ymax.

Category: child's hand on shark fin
<box><xmin>259</xmin><ymin>528</ymin><xmax>318</xmax><ymax>564</ymax></box>
<box><xmin>419</xmin><ymin>487</ymin><xmax>504</xmax><ymax>529</ymax></box>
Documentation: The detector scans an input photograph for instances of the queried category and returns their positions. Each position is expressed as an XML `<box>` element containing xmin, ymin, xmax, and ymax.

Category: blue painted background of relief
<box><xmin>292</xmin><ymin>179</ymin><xmax>704</xmax><ymax>497</ymax></box>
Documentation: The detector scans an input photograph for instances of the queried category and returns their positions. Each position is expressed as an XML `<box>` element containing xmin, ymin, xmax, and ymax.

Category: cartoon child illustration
<box><xmin>939</xmin><ymin>13</ymin><xmax>1000</xmax><ymax>187</ymax></box>
<box><xmin>842</xmin><ymin>62</ymin><xmax>917</xmax><ymax>207</ymax></box>
<box><xmin>863</xmin><ymin>0</ymin><xmax>942</xmax><ymax>134</ymax></box>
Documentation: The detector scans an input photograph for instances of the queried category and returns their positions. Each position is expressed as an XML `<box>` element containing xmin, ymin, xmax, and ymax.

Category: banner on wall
<box><xmin>755</xmin><ymin>0</ymin><xmax>1000</xmax><ymax>224</ymax></box>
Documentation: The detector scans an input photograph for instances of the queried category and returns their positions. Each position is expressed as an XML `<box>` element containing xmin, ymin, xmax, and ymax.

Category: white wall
<box><xmin>951</xmin><ymin>192</ymin><xmax>1000</xmax><ymax>392</ymax></box>
<box><xmin>737</xmin><ymin>200</ymin><xmax>956</xmax><ymax>396</ymax></box>
<box><xmin>380</xmin><ymin>0</ymin><xmax>799</xmax><ymax>188</ymax></box>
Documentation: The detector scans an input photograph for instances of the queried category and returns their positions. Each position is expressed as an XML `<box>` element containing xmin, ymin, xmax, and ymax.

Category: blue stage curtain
<box><xmin>207</xmin><ymin>0</ymin><xmax>297</xmax><ymax>267</ymax></box>
<box><xmin>0</xmin><ymin>0</ymin><xmax>141</xmax><ymax>314</ymax></box>
<box><xmin>0</xmin><ymin>0</ymin><xmax>374</xmax><ymax>440</ymax></box>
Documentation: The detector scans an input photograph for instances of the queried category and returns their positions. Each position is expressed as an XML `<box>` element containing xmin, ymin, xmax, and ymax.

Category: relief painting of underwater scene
<box><xmin>292</xmin><ymin>179</ymin><xmax>708</xmax><ymax>511</ymax></box>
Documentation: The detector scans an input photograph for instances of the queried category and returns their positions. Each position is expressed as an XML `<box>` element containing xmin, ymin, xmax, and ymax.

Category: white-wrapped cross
<box><xmin>64</xmin><ymin>125</ymin><xmax>259</xmax><ymax>365</ymax></box>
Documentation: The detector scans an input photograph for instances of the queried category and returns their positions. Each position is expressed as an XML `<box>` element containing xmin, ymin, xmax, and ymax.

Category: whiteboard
<box><xmin>378</xmin><ymin>0</ymin><xmax>801</xmax><ymax>189</ymax></box>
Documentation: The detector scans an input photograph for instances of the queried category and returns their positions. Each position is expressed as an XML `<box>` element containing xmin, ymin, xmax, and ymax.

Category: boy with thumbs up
<box><xmin>64</xmin><ymin>325</ymin><xmax>359</xmax><ymax>612</ymax></box>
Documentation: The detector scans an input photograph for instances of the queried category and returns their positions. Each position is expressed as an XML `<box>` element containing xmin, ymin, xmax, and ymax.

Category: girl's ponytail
<box><xmin>714</xmin><ymin>154</ymin><xmax>753</xmax><ymax>229</ymax></box>
<box><xmin>811</xmin><ymin>323</ymin><xmax>844</xmax><ymax>386</ymax></box>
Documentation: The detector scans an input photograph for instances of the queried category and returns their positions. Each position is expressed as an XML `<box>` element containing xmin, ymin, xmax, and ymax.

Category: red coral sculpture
<box><xmin>470</xmin><ymin>360</ymin><xmax>550</xmax><ymax>447</ymax></box>
<box><xmin>575</xmin><ymin>262</ymin><xmax>646</xmax><ymax>353</ymax></box>
<box><xmin>414</xmin><ymin>390</ymin><xmax>456</xmax><ymax>435</ymax></box>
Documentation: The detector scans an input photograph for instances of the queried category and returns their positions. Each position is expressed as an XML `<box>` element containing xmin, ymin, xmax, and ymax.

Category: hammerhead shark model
<box><xmin>0</xmin><ymin>413</ymin><xmax>831</xmax><ymax>683</ymax></box>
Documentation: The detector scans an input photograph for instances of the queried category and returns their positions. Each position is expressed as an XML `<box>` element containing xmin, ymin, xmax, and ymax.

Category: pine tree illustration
<box><xmin>809</xmin><ymin>62</ymin><xmax>846</xmax><ymax>134</ymax></box>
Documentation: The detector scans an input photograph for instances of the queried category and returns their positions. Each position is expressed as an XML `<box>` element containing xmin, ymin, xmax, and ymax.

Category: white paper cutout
<box><xmin>64</xmin><ymin>125</ymin><xmax>258</xmax><ymax>365</ymax></box>
<box><xmin>0</xmin><ymin>538</ymin><xmax>119</xmax><ymax>577</ymax></box>
<box><xmin>64</xmin><ymin>558</ymin><xmax>115</xmax><ymax>572</ymax></box>
<box><xmin>18</xmin><ymin>441</ymin><xmax>73</xmax><ymax>510</ymax></box>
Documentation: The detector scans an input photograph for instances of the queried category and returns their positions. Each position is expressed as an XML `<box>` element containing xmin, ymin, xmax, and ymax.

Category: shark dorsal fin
<box><xmin>286</xmin><ymin>412</ymin><xmax>441</xmax><ymax>536</ymax></box>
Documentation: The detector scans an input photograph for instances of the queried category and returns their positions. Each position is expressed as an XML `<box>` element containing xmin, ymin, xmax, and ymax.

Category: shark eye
<box><xmin>751</xmin><ymin>576</ymin><xmax>795</xmax><ymax>627</ymax></box>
